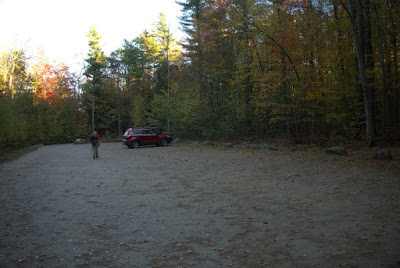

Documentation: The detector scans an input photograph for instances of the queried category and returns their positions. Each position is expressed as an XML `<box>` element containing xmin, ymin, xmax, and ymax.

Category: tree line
<box><xmin>1</xmin><ymin>0</ymin><xmax>399</xmax><ymax>150</ymax></box>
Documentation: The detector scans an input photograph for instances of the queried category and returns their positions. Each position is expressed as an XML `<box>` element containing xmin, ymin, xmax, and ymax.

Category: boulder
<box><xmin>325</xmin><ymin>146</ymin><xmax>347</xmax><ymax>155</ymax></box>
<box><xmin>374</xmin><ymin>149</ymin><xmax>393</xmax><ymax>160</ymax></box>
<box><xmin>74</xmin><ymin>138</ymin><xmax>86</xmax><ymax>144</ymax></box>
<box><xmin>172</xmin><ymin>138</ymin><xmax>181</xmax><ymax>143</ymax></box>
<box><xmin>247</xmin><ymin>144</ymin><xmax>259</xmax><ymax>149</ymax></box>
<box><xmin>261</xmin><ymin>144</ymin><xmax>278</xmax><ymax>150</ymax></box>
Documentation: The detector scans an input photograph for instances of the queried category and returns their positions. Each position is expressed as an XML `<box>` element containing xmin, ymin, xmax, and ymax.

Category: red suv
<box><xmin>122</xmin><ymin>127</ymin><xmax>172</xmax><ymax>148</ymax></box>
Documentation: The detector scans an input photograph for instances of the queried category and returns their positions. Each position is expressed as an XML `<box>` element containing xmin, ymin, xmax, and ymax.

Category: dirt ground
<box><xmin>0</xmin><ymin>141</ymin><xmax>399</xmax><ymax>267</ymax></box>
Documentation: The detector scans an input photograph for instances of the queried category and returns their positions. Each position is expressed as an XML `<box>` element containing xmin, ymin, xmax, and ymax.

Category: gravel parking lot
<box><xmin>1</xmin><ymin>142</ymin><xmax>399</xmax><ymax>267</ymax></box>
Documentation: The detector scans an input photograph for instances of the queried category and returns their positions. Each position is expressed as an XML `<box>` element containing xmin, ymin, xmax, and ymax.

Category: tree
<box><xmin>345</xmin><ymin>0</ymin><xmax>376</xmax><ymax>145</ymax></box>
<box><xmin>0</xmin><ymin>49</ymin><xmax>30</xmax><ymax>98</ymax></box>
<box><xmin>31</xmin><ymin>50</ymin><xmax>75</xmax><ymax>103</ymax></box>
<box><xmin>84</xmin><ymin>25</ymin><xmax>106</xmax><ymax>132</ymax></box>
<box><xmin>152</xmin><ymin>12</ymin><xmax>181</xmax><ymax>132</ymax></box>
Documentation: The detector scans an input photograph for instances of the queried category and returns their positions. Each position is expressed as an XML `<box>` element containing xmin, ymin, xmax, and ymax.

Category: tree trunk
<box><xmin>386</xmin><ymin>0</ymin><xmax>400</xmax><ymax>132</ymax></box>
<box><xmin>373</xmin><ymin>2</ymin><xmax>389</xmax><ymax>138</ymax></box>
<box><xmin>348</xmin><ymin>0</ymin><xmax>376</xmax><ymax>146</ymax></box>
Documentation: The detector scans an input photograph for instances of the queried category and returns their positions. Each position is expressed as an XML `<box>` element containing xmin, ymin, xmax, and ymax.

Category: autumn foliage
<box><xmin>0</xmin><ymin>49</ymin><xmax>86</xmax><ymax>148</ymax></box>
<box><xmin>31</xmin><ymin>53</ymin><xmax>75</xmax><ymax>103</ymax></box>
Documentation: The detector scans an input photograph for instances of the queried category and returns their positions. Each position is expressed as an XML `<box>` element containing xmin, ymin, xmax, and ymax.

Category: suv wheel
<box><xmin>132</xmin><ymin>140</ymin><xmax>140</xmax><ymax>149</ymax></box>
<box><xmin>160</xmin><ymin>139</ymin><xmax>168</xmax><ymax>146</ymax></box>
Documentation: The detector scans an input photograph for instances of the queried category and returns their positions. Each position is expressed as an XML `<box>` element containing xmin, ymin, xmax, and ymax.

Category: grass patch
<box><xmin>0</xmin><ymin>144</ymin><xmax>43</xmax><ymax>163</ymax></box>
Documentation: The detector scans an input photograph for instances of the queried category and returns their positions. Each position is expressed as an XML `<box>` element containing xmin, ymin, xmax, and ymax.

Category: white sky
<box><xmin>0</xmin><ymin>0</ymin><xmax>184</xmax><ymax>73</ymax></box>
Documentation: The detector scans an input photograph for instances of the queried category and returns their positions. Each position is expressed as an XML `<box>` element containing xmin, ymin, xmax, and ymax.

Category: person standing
<box><xmin>90</xmin><ymin>131</ymin><xmax>101</xmax><ymax>159</ymax></box>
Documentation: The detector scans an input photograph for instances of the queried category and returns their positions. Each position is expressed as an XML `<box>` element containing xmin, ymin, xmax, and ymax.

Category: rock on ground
<box><xmin>74</xmin><ymin>138</ymin><xmax>86</xmax><ymax>144</ymax></box>
<box><xmin>374</xmin><ymin>149</ymin><xmax>393</xmax><ymax>160</ymax></box>
<box><xmin>325</xmin><ymin>146</ymin><xmax>347</xmax><ymax>155</ymax></box>
<box><xmin>261</xmin><ymin>144</ymin><xmax>278</xmax><ymax>150</ymax></box>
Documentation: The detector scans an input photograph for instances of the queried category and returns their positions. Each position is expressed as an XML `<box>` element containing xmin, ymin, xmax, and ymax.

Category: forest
<box><xmin>1</xmin><ymin>0</ymin><xmax>399</xmax><ymax>150</ymax></box>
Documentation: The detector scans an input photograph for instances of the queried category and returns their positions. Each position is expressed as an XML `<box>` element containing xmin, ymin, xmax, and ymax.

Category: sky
<box><xmin>0</xmin><ymin>0</ymin><xmax>184</xmax><ymax>72</ymax></box>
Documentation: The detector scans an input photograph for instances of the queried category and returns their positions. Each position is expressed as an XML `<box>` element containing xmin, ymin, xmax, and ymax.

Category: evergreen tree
<box><xmin>84</xmin><ymin>25</ymin><xmax>106</xmax><ymax>132</ymax></box>
<box><xmin>152</xmin><ymin>13</ymin><xmax>181</xmax><ymax>132</ymax></box>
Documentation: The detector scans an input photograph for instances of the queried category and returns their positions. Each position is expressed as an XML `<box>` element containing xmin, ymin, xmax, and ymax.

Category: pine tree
<box><xmin>84</xmin><ymin>25</ymin><xmax>106</xmax><ymax>132</ymax></box>
<box><xmin>152</xmin><ymin>13</ymin><xmax>181</xmax><ymax>132</ymax></box>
